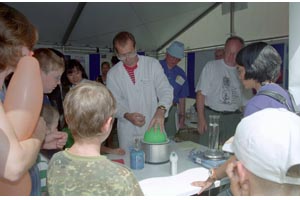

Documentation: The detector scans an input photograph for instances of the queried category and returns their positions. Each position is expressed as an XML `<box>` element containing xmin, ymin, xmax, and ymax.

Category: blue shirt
<box><xmin>244</xmin><ymin>83</ymin><xmax>292</xmax><ymax>117</ymax></box>
<box><xmin>160</xmin><ymin>60</ymin><xmax>189</xmax><ymax>104</ymax></box>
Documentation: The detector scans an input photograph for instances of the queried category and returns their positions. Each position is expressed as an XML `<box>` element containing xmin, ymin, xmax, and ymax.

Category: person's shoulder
<box><xmin>48</xmin><ymin>151</ymin><xmax>65</xmax><ymax>164</ymax></box>
<box><xmin>108</xmin><ymin>62</ymin><xmax>122</xmax><ymax>74</ymax></box>
<box><xmin>110</xmin><ymin>160</ymin><xmax>135</xmax><ymax>174</ymax></box>
<box><xmin>203</xmin><ymin>59</ymin><xmax>220</xmax><ymax>69</ymax></box>
<box><xmin>159</xmin><ymin>59</ymin><xmax>166</xmax><ymax>65</ymax></box>
<box><xmin>140</xmin><ymin>55</ymin><xmax>159</xmax><ymax>63</ymax></box>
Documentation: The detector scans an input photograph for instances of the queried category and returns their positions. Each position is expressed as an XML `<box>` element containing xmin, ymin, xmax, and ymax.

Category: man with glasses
<box><xmin>107</xmin><ymin>31</ymin><xmax>173</xmax><ymax>150</ymax></box>
<box><xmin>160</xmin><ymin>41</ymin><xmax>189</xmax><ymax>139</ymax></box>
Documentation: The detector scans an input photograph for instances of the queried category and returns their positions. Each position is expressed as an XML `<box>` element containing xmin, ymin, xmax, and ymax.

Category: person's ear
<box><xmin>64</xmin><ymin>116</ymin><xmax>70</xmax><ymax>125</ymax></box>
<box><xmin>101</xmin><ymin>117</ymin><xmax>113</xmax><ymax>134</ymax></box>
<box><xmin>236</xmin><ymin>161</ymin><xmax>251</xmax><ymax>196</ymax></box>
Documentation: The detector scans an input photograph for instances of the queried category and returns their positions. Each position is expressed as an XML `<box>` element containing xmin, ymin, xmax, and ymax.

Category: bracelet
<box><xmin>208</xmin><ymin>168</ymin><xmax>218</xmax><ymax>181</ymax></box>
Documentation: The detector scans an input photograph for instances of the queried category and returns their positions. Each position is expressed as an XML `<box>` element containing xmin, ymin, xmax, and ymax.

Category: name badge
<box><xmin>175</xmin><ymin>75</ymin><xmax>185</xmax><ymax>86</ymax></box>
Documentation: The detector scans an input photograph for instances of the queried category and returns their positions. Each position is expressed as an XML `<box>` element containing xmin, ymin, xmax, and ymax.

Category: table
<box><xmin>106</xmin><ymin>141</ymin><xmax>229</xmax><ymax>195</ymax></box>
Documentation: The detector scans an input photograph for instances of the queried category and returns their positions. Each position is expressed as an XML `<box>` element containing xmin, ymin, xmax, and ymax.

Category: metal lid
<box><xmin>204</xmin><ymin>149</ymin><xmax>224</xmax><ymax>160</ymax></box>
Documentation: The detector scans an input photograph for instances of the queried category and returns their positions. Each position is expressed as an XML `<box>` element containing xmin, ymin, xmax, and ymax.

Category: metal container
<box><xmin>141</xmin><ymin>139</ymin><xmax>170</xmax><ymax>164</ymax></box>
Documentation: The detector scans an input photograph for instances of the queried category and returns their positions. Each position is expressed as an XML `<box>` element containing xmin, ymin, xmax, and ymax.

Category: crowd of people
<box><xmin>0</xmin><ymin>2</ymin><xmax>299</xmax><ymax>196</ymax></box>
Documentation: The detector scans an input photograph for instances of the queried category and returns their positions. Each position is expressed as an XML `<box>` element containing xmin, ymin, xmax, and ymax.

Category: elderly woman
<box><xmin>191</xmin><ymin>42</ymin><xmax>297</xmax><ymax>195</ymax></box>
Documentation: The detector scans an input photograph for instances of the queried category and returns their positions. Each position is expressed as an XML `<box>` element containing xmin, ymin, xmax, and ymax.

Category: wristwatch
<box><xmin>208</xmin><ymin>168</ymin><xmax>218</xmax><ymax>181</ymax></box>
<box><xmin>157</xmin><ymin>105</ymin><xmax>167</xmax><ymax>112</ymax></box>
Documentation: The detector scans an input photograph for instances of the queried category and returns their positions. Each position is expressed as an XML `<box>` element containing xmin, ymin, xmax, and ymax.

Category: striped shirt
<box><xmin>37</xmin><ymin>153</ymin><xmax>49</xmax><ymax>195</ymax></box>
<box><xmin>123</xmin><ymin>64</ymin><xmax>138</xmax><ymax>84</ymax></box>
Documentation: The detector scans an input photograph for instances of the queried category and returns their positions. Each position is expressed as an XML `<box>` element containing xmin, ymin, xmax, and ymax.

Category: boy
<box><xmin>38</xmin><ymin>105</ymin><xmax>67</xmax><ymax>195</ymax></box>
<box><xmin>47</xmin><ymin>81</ymin><xmax>143</xmax><ymax>195</ymax></box>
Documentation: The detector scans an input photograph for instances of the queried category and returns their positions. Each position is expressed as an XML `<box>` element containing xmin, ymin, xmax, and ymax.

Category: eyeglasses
<box><xmin>117</xmin><ymin>51</ymin><xmax>137</xmax><ymax>61</ymax></box>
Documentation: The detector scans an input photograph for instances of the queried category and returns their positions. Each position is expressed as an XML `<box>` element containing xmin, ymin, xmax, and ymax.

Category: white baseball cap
<box><xmin>232</xmin><ymin>108</ymin><xmax>300</xmax><ymax>185</ymax></box>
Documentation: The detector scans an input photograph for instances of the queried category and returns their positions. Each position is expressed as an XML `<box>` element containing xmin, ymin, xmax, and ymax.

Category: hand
<box><xmin>31</xmin><ymin>117</ymin><xmax>46</xmax><ymax>143</ymax></box>
<box><xmin>197</xmin><ymin>117</ymin><xmax>207</xmax><ymax>135</ymax></box>
<box><xmin>226</xmin><ymin>160</ymin><xmax>249</xmax><ymax>196</ymax></box>
<box><xmin>148</xmin><ymin>108</ymin><xmax>165</xmax><ymax>133</ymax></box>
<box><xmin>124</xmin><ymin>112</ymin><xmax>145</xmax><ymax>127</ymax></box>
<box><xmin>191</xmin><ymin>177</ymin><xmax>215</xmax><ymax>195</ymax></box>
<box><xmin>42</xmin><ymin>131</ymin><xmax>67</xmax><ymax>150</ymax></box>
<box><xmin>178</xmin><ymin>114</ymin><xmax>185</xmax><ymax>129</ymax></box>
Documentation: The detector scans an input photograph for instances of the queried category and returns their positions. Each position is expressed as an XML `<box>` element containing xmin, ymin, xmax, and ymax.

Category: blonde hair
<box><xmin>63</xmin><ymin>81</ymin><xmax>116</xmax><ymax>138</ymax></box>
<box><xmin>33</xmin><ymin>48</ymin><xmax>65</xmax><ymax>74</ymax></box>
<box><xmin>0</xmin><ymin>3</ymin><xmax>38</xmax><ymax>71</ymax></box>
<box><xmin>41</xmin><ymin>104</ymin><xmax>59</xmax><ymax>128</ymax></box>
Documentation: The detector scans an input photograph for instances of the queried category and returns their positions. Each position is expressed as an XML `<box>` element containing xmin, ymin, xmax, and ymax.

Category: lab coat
<box><xmin>107</xmin><ymin>55</ymin><xmax>173</xmax><ymax>149</ymax></box>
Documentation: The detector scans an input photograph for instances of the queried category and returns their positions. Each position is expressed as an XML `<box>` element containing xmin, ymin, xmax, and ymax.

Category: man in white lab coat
<box><xmin>107</xmin><ymin>31</ymin><xmax>173</xmax><ymax>150</ymax></box>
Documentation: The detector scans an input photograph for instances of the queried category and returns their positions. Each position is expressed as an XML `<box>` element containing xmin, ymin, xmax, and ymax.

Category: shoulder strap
<box><xmin>257</xmin><ymin>90</ymin><xmax>297</xmax><ymax>112</ymax></box>
<box><xmin>287</xmin><ymin>91</ymin><xmax>299</xmax><ymax>113</ymax></box>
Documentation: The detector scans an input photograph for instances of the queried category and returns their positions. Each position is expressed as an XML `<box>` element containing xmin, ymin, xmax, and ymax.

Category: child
<box><xmin>47</xmin><ymin>81</ymin><xmax>143</xmax><ymax>195</ymax></box>
<box><xmin>36</xmin><ymin>105</ymin><xmax>68</xmax><ymax>195</ymax></box>
<box><xmin>41</xmin><ymin>105</ymin><xmax>68</xmax><ymax>152</ymax></box>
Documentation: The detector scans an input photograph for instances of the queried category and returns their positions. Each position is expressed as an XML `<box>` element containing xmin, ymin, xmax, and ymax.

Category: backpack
<box><xmin>257</xmin><ymin>90</ymin><xmax>298</xmax><ymax>113</ymax></box>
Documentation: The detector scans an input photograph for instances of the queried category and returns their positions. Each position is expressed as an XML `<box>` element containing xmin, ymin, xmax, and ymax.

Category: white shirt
<box><xmin>195</xmin><ymin>59</ymin><xmax>252</xmax><ymax>112</ymax></box>
<box><xmin>107</xmin><ymin>55</ymin><xmax>173</xmax><ymax>149</ymax></box>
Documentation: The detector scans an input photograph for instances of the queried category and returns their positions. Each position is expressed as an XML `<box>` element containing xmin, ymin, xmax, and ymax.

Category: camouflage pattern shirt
<box><xmin>47</xmin><ymin>150</ymin><xmax>144</xmax><ymax>196</ymax></box>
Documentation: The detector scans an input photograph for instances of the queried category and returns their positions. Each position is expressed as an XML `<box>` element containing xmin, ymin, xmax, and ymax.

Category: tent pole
<box><xmin>156</xmin><ymin>2</ymin><xmax>222</xmax><ymax>52</ymax></box>
<box><xmin>230</xmin><ymin>2</ymin><xmax>235</xmax><ymax>36</ymax></box>
<box><xmin>61</xmin><ymin>2</ymin><xmax>86</xmax><ymax>45</ymax></box>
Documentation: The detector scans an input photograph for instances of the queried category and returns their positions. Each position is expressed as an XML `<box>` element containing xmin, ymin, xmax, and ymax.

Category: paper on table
<box><xmin>222</xmin><ymin>136</ymin><xmax>234</xmax><ymax>153</ymax></box>
<box><xmin>139</xmin><ymin>167</ymin><xmax>210</xmax><ymax>196</ymax></box>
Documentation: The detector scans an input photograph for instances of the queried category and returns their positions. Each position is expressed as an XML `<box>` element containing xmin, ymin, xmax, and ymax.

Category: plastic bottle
<box><xmin>170</xmin><ymin>151</ymin><xmax>178</xmax><ymax>175</ymax></box>
<box><xmin>130</xmin><ymin>137</ymin><xmax>145</xmax><ymax>170</ymax></box>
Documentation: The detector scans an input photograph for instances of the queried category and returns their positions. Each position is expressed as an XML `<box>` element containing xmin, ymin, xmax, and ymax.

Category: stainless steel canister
<box><xmin>141</xmin><ymin>139</ymin><xmax>170</xmax><ymax>164</ymax></box>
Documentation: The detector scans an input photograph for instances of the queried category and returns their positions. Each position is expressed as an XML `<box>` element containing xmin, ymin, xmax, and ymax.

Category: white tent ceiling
<box><xmin>5</xmin><ymin>2</ymin><xmax>219</xmax><ymax>53</ymax></box>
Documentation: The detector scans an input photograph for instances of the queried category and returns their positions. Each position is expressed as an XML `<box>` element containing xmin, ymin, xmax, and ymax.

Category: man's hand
<box><xmin>197</xmin><ymin>117</ymin><xmax>207</xmax><ymax>135</ymax></box>
<box><xmin>178</xmin><ymin>114</ymin><xmax>185</xmax><ymax>129</ymax></box>
<box><xmin>124</xmin><ymin>112</ymin><xmax>145</xmax><ymax>127</ymax></box>
<box><xmin>148</xmin><ymin>108</ymin><xmax>165</xmax><ymax>133</ymax></box>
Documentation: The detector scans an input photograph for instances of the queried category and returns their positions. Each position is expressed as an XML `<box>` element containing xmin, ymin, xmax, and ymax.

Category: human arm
<box><xmin>148</xmin><ymin>106</ymin><xmax>166</xmax><ymax>133</ymax></box>
<box><xmin>106</xmin><ymin>68</ymin><xmax>129</xmax><ymax>121</ymax></box>
<box><xmin>0</xmin><ymin>56</ymin><xmax>45</xmax><ymax>181</ymax></box>
<box><xmin>148</xmin><ymin>59</ymin><xmax>173</xmax><ymax>131</ymax></box>
<box><xmin>178</xmin><ymin>98</ymin><xmax>186</xmax><ymax>129</ymax></box>
<box><xmin>191</xmin><ymin>155</ymin><xmax>236</xmax><ymax>194</ymax></box>
<box><xmin>42</xmin><ymin>131</ymin><xmax>68</xmax><ymax>150</ymax></box>
<box><xmin>196</xmin><ymin>91</ymin><xmax>207</xmax><ymax>134</ymax></box>
<box><xmin>124</xmin><ymin>112</ymin><xmax>145</xmax><ymax>127</ymax></box>
<box><xmin>0</xmin><ymin>113</ymin><xmax>46</xmax><ymax>181</ymax></box>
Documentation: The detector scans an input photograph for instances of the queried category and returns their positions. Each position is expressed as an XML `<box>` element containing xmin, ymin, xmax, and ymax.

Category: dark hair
<box><xmin>225</xmin><ymin>36</ymin><xmax>245</xmax><ymax>47</ymax></box>
<box><xmin>113</xmin><ymin>31</ymin><xmax>136</xmax><ymax>53</ymax></box>
<box><xmin>101</xmin><ymin>61</ymin><xmax>110</xmax><ymax>68</ymax></box>
<box><xmin>61</xmin><ymin>59</ymin><xmax>88</xmax><ymax>87</ymax></box>
<box><xmin>236</xmin><ymin>42</ymin><xmax>281</xmax><ymax>83</ymax></box>
<box><xmin>66</xmin><ymin>59</ymin><xmax>88</xmax><ymax>78</ymax></box>
<box><xmin>111</xmin><ymin>55</ymin><xmax>120</xmax><ymax>66</ymax></box>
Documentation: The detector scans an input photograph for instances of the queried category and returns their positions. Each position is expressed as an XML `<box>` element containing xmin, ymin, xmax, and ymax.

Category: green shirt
<box><xmin>47</xmin><ymin>150</ymin><xmax>143</xmax><ymax>196</ymax></box>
